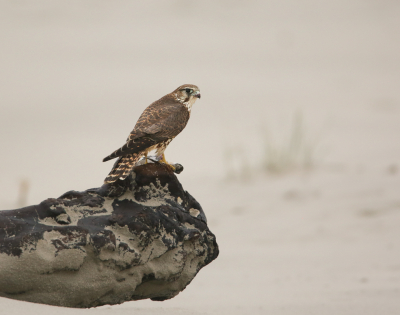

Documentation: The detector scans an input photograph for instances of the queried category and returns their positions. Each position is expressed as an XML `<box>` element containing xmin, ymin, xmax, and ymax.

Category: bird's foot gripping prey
<box><xmin>159</xmin><ymin>153</ymin><xmax>175</xmax><ymax>171</ymax></box>
<box><xmin>103</xmin><ymin>84</ymin><xmax>201</xmax><ymax>184</ymax></box>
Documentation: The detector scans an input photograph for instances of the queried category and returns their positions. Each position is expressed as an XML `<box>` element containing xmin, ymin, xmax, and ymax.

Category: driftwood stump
<box><xmin>0</xmin><ymin>163</ymin><xmax>218</xmax><ymax>308</ymax></box>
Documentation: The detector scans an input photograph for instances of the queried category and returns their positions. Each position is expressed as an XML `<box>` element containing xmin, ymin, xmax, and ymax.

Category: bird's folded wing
<box><xmin>104</xmin><ymin>104</ymin><xmax>187</xmax><ymax>162</ymax></box>
<box><xmin>135</xmin><ymin>104</ymin><xmax>185</xmax><ymax>134</ymax></box>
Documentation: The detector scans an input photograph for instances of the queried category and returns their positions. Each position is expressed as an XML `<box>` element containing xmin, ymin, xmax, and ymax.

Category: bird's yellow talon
<box><xmin>160</xmin><ymin>154</ymin><xmax>175</xmax><ymax>171</ymax></box>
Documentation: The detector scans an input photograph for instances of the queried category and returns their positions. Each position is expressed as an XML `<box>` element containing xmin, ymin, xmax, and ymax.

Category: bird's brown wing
<box><xmin>103</xmin><ymin>103</ymin><xmax>189</xmax><ymax>162</ymax></box>
<box><xmin>133</xmin><ymin>99</ymin><xmax>189</xmax><ymax>135</ymax></box>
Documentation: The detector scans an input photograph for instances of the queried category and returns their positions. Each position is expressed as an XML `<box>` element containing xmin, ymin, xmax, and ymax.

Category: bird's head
<box><xmin>173</xmin><ymin>84</ymin><xmax>201</xmax><ymax>111</ymax></box>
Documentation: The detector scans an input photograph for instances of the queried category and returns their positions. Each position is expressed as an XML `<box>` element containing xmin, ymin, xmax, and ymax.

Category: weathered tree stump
<box><xmin>0</xmin><ymin>163</ymin><xmax>218</xmax><ymax>308</ymax></box>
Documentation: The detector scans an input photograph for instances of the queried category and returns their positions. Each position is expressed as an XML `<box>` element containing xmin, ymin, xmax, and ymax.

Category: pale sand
<box><xmin>0</xmin><ymin>1</ymin><xmax>400</xmax><ymax>314</ymax></box>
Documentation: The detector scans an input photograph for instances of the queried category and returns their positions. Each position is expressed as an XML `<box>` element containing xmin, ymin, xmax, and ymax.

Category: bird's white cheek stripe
<box><xmin>185</xmin><ymin>103</ymin><xmax>193</xmax><ymax>112</ymax></box>
<box><xmin>184</xmin><ymin>97</ymin><xmax>198</xmax><ymax>112</ymax></box>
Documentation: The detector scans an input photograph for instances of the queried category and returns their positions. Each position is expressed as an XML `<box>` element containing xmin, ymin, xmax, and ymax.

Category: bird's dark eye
<box><xmin>185</xmin><ymin>88</ymin><xmax>193</xmax><ymax>94</ymax></box>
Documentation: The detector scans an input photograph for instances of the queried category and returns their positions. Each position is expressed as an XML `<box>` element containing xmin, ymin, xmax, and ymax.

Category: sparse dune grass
<box><xmin>225</xmin><ymin>111</ymin><xmax>321</xmax><ymax>180</ymax></box>
<box><xmin>262</xmin><ymin>111</ymin><xmax>317</xmax><ymax>174</ymax></box>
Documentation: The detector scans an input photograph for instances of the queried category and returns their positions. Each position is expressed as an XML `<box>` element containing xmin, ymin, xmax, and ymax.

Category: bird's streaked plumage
<box><xmin>103</xmin><ymin>84</ymin><xmax>201</xmax><ymax>183</ymax></box>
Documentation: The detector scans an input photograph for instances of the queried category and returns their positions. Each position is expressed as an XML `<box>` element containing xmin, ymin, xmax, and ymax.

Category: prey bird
<box><xmin>103</xmin><ymin>84</ymin><xmax>201</xmax><ymax>183</ymax></box>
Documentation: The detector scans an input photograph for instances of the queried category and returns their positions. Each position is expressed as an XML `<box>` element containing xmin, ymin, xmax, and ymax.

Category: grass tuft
<box><xmin>224</xmin><ymin>111</ymin><xmax>321</xmax><ymax>180</ymax></box>
<box><xmin>262</xmin><ymin>111</ymin><xmax>316</xmax><ymax>174</ymax></box>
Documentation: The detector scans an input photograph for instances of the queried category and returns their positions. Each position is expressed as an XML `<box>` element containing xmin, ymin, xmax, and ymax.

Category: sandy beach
<box><xmin>1</xmin><ymin>1</ymin><xmax>399</xmax><ymax>314</ymax></box>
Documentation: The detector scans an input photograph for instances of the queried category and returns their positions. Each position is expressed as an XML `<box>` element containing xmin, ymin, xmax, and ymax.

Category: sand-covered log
<box><xmin>0</xmin><ymin>163</ymin><xmax>218</xmax><ymax>308</ymax></box>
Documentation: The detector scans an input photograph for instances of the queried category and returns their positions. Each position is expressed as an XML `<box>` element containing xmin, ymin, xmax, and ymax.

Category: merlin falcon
<box><xmin>103</xmin><ymin>84</ymin><xmax>201</xmax><ymax>183</ymax></box>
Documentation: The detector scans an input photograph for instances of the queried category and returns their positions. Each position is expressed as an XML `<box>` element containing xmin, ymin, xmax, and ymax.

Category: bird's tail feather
<box><xmin>103</xmin><ymin>147</ymin><xmax>124</xmax><ymax>162</ymax></box>
<box><xmin>104</xmin><ymin>153</ymin><xmax>141</xmax><ymax>183</ymax></box>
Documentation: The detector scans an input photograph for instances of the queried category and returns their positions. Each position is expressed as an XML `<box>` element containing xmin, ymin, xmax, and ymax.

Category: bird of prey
<box><xmin>103</xmin><ymin>84</ymin><xmax>201</xmax><ymax>183</ymax></box>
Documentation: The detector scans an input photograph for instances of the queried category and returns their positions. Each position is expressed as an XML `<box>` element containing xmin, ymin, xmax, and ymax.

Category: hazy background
<box><xmin>1</xmin><ymin>0</ymin><xmax>398</xmax><ymax>206</ymax></box>
<box><xmin>1</xmin><ymin>1</ymin><xmax>400</xmax><ymax>314</ymax></box>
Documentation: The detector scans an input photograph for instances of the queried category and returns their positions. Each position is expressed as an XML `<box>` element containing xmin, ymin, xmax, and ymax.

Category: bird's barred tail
<box><xmin>103</xmin><ymin>147</ymin><xmax>125</xmax><ymax>162</ymax></box>
<box><xmin>104</xmin><ymin>154</ymin><xmax>141</xmax><ymax>183</ymax></box>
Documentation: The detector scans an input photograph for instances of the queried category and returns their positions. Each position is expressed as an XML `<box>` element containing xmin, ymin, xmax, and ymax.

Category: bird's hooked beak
<box><xmin>193</xmin><ymin>90</ymin><xmax>201</xmax><ymax>99</ymax></box>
